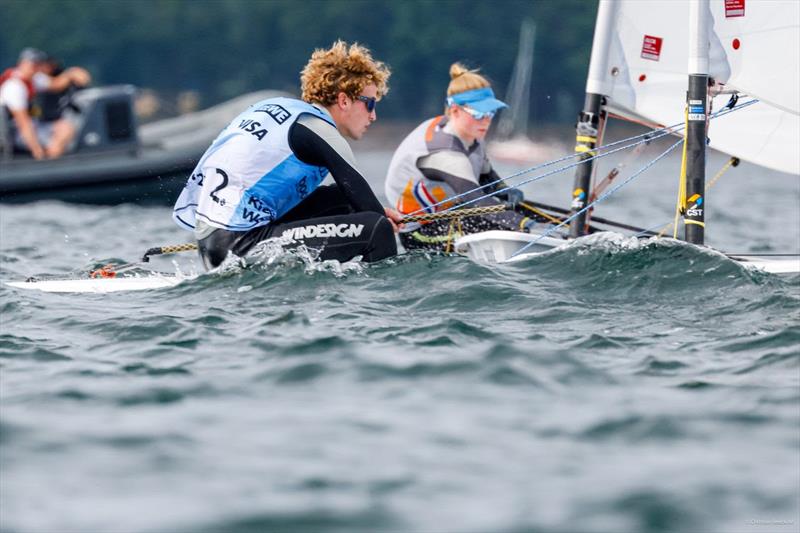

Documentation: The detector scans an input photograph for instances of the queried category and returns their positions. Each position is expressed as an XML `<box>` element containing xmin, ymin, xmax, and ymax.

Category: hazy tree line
<box><xmin>0</xmin><ymin>0</ymin><xmax>598</xmax><ymax>123</ymax></box>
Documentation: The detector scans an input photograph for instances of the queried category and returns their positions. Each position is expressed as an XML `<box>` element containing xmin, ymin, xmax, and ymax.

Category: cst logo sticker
<box><xmin>686</xmin><ymin>193</ymin><xmax>703</xmax><ymax>217</ymax></box>
<box><xmin>571</xmin><ymin>188</ymin><xmax>586</xmax><ymax>208</ymax></box>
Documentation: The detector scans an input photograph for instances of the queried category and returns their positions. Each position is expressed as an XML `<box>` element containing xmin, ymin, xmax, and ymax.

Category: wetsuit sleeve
<box><xmin>288</xmin><ymin>114</ymin><xmax>384</xmax><ymax>214</ymax></box>
<box><xmin>480</xmin><ymin>166</ymin><xmax>524</xmax><ymax>206</ymax></box>
<box><xmin>479</xmin><ymin>167</ymin><xmax>509</xmax><ymax>193</ymax></box>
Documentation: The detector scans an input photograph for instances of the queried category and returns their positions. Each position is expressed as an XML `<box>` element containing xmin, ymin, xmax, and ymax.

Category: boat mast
<box><xmin>569</xmin><ymin>0</ymin><xmax>617</xmax><ymax>238</ymax></box>
<box><xmin>684</xmin><ymin>0</ymin><xmax>710</xmax><ymax>244</ymax></box>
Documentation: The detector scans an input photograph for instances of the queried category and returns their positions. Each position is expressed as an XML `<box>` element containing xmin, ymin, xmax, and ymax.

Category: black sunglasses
<box><xmin>356</xmin><ymin>95</ymin><xmax>377</xmax><ymax>113</ymax></box>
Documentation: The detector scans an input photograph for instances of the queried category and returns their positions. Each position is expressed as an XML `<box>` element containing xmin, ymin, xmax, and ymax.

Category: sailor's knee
<box><xmin>365</xmin><ymin>213</ymin><xmax>397</xmax><ymax>261</ymax></box>
<box><xmin>197</xmin><ymin>242</ymin><xmax>227</xmax><ymax>270</ymax></box>
<box><xmin>197</xmin><ymin>229</ymin><xmax>241</xmax><ymax>270</ymax></box>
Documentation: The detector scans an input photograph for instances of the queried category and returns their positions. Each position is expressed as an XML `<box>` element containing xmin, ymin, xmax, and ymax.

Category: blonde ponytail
<box><xmin>446</xmin><ymin>62</ymin><xmax>491</xmax><ymax>96</ymax></box>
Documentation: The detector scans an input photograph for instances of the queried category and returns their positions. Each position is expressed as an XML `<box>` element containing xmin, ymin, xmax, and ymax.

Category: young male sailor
<box><xmin>385</xmin><ymin>63</ymin><xmax>537</xmax><ymax>252</ymax></box>
<box><xmin>173</xmin><ymin>41</ymin><xmax>401</xmax><ymax>270</ymax></box>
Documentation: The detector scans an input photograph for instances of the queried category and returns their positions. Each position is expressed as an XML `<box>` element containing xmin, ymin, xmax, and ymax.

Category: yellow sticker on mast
<box><xmin>571</xmin><ymin>188</ymin><xmax>586</xmax><ymax>209</ymax></box>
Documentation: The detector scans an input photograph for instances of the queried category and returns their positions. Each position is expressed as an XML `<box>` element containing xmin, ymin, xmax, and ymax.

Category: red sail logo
<box><xmin>641</xmin><ymin>35</ymin><xmax>663</xmax><ymax>61</ymax></box>
<box><xmin>725</xmin><ymin>0</ymin><xmax>745</xmax><ymax>18</ymax></box>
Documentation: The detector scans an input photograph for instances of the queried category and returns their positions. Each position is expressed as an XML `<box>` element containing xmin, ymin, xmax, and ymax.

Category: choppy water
<box><xmin>1</xmin><ymin>142</ymin><xmax>799</xmax><ymax>533</ymax></box>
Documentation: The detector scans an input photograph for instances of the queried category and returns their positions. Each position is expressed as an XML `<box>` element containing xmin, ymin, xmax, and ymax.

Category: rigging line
<box><xmin>142</xmin><ymin>242</ymin><xmax>199</xmax><ymax>262</ymax></box>
<box><xmin>706</xmin><ymin>157</ymin><xmax>739</xmax><ymax>190</ymax></box>
<box><xmin>400</xmin><ymin>204</ymin><xmax>507</xmax><ymax>223</ymax></box>
<box><xmin>492</xmin><ymin>98</ymin><xmax>759</xmax><ymax>198</ymax></box>
<box><xmin>657</xmin><ymin>220</ymin><xmax>676</xmax><ymax>238</ymax></box>
<box><xmin>510</xmin><ymin>138</ymin><xmax>685</xmax><ymax>259</ymax></box>
<box><xmin>673</xmin><ymin>106</ymin><xmax>690</xmax><ymax>238</ymax></box>
<box><xmin>633</xmin><ymin>222</ymin><xmax>674</xmax><ymax>238</ymax></box>
<box><xmin>660</xmin><ymin>156</ymin><xmax>741</xmax><ymax>238</ymax></box>
<box><xmin>483</xmin><ymin>99</ymin><xmax>758</xmax><ymax>207</ymax></box>
<box><xmin>405</xmin><ymin>124</ymin><xmax>683</xmax><ymax>217</ymax></box>
<box><xmin>435</xmin><ymin>127</ymin><xmax>677</xmax><ymax>215</ymax></box>
<box><xmin>405</xmin><ymin>97</ymin><xmax>759</xmax><ymax>218</ymax></box>
<box><xmin>607</xmin><ymin>112</ymin><xmax>663</xmax><ymax>130</ymax></box>
<box><xmin>519</xmin><ymin>200</ymin><xmax>658</xmax><ymax>235</ymax></box>
<box><xmin>589</xmin><ymin>109</ymin><xmax>609</xmax><ymax>180</ymax></box>
<box><xmin>518</xmin><ymin>201</ymin><xmax>563</xmax><ymax>225</ymax></box>
<box><xmin>589</xmin><ymin>134</ymin><xmax>651</xmax><ymax>203</ymax></box>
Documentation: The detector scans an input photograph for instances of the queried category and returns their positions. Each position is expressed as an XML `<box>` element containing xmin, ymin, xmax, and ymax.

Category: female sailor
<box><xmin>173</xmin><ymin>41</ymin><xmax>402</xmax><ymax>269</ymax></box>
<box><xmin>384</xmin><ymin>63</ymin><xmax>537</xmax><ymax>252</ymax></box>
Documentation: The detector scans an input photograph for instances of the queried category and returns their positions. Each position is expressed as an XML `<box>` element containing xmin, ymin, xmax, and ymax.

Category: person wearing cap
<box><xmin>173</xmin><ymin>40</ymin><xmax>402</xmax><ymax>270</ymax></box>
<box><xmin>34</xmin><ymin>55</ymin><xmax>76</xmax><ymax>124</ymax></box>
<box><xmin>0</xmin><ymin>48</ymin><xmax>91</xmax><ymax>159</ymax></box>
<box><xmin>384</xmin><ymin>62</ymin><xmax>534</xmax><ymax>252</ymax></box>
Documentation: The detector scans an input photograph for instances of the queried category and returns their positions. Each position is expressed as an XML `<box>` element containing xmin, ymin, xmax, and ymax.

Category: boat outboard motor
<box><xmin>69</xmin><ymin>85</ymin><xmax>139</xmax><ymax>154</ymax></box>
<box><xmin>0</xmin><ymin>108</ymin><xmax>12</xmax><ymax>161</ymax></box>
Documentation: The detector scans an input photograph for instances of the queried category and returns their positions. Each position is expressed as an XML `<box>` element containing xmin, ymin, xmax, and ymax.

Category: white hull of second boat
<box><xmin>454</xmin><ymin>230</ymin><xmax>566</xmax><ymax>263</ymax></box>
<box><xmin>454</xmin><ymin>230</ymin><xmax>800</xmax><ymax>275</ymax></box>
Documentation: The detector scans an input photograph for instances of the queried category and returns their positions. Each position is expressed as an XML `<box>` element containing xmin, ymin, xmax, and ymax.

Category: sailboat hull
<box><xmin>454</xmin><ymin>230</ymin><xmax>566</xmax><ymax>263</ymax></box>
<box><xmin>726</xmin><ymin>256</ymin><xmax>800</xmax><ymax>275</ymax></box>
<box><xmin>454</xmin><ymin>230</ymin><xmax>800</xmax><ymax>275</ymax></box>
<box><xmin>4</xmin><ymin>275</ymin><xmax>189</xmax><ymax>293</ymax></box>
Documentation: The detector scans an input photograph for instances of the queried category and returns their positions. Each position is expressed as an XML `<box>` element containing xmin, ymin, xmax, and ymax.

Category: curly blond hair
<box><xmin>301</xmin><ymin>40</ymin><xmax>390</xmax><ymax>106</ymax></box>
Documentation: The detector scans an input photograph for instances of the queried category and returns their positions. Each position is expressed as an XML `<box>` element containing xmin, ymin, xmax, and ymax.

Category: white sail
<box><xmin>600</xmin><ymin>0</ymin><xmax>800</xmax><ymax>175</ymax></box>
<box><xmin>496</xmin><ymin>18</ymin><xmax>536</xmax><ymax>140</ymax></box>
<box><xmin>488</xmin><ymin>19</ymin><xmax>564</xmax><ymax>165</ymax></box>
<box><xmin>712</xmin><ymin>0</ymin><xmax>800</xmax><ymax>115</ymax></box>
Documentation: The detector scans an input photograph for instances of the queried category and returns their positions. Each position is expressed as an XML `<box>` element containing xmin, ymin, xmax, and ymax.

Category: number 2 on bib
<box><xmin>210</xmin><ymin>168</ymin><xmax>229</xmax><ymax>206</ymax></box>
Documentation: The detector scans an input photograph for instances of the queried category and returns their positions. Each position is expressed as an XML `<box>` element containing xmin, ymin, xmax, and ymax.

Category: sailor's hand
<box><xmin>498</xmin><ymin>187</ymin><xmax>524</xmax><ymax>208</ymax></box>
<box><xmin>67</xmin><ymin>67</ymin><xmax>92</xmax><ymax>87</ymax></box>
<box><xmin>384</xmin><ymin>207</ymin><xmax>403</xmax><ymax>233</ymax></box>
<box><xmin>521</xmin><ymin>217</ymin><xmax>538</xmax><ymax>234</ymax></box>
<box><xmin>31</xmin><ymin>145</ymin><xmax>46</xmax><ymax>160</ymax></box>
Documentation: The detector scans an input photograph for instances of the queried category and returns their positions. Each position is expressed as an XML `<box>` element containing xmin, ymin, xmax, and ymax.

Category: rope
<box><xmin>444</xmin><ymin>217</ymin><xmax>463</xmax><ymax>253</ymax></box>
<box><xmin>400</xmin><ymin>204</ymin><xmax>507</xmax><ymax>223</ymax></box>
<box><xmin>511</xmin><ymin>138</ymin><xmax>685</xmax><ymax>258</ymax></box>
<box><xmin>589</xmin><ymin>134</ymin><xmax>651</xmax><ymax>203</ymax></box>
<box><xmin>404</xmin><ymin>125</ymin><xmax>681</xmax><ymax>217</ymax></box>
<box><xmin>141</xmin><ymin>242</ymin><xmax>199</xmax><ymax>262</ymax></box>
<box><xmin>658</xmin><ymin>155</ymin><xmax>741</xmax><ymax>238</ymax></box>
<box><xmin>706</xmin><ymin>156</ymin><xmax>739</xmax><ymax>190</ymax></box>
<box><xmin>518</xmin><ymin>201</ymin><xmax>563</xmax><ymax>225</ymax></box>
<box><xmin>87</xmin><ymin>242</ymin><xmax>200</xmax><ymax>278</ymax></box>
<box><xmin>673</xmin><ymin>105</ymin><xmax>691</xmax><ymax>238</ymax></box>
<box><xmin>440</xmin><ymin>128</ymin><xmax>678</xmax><ymax>216</ymax></box>
<box><xmin>411</xmin><ymin>98</ymin><xmax>759</xmax><ymax>219</ymax></box>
